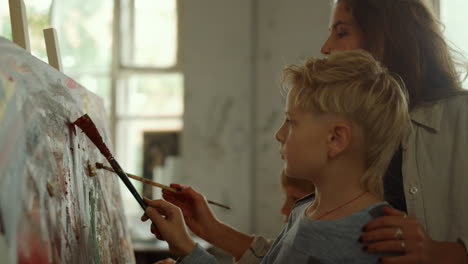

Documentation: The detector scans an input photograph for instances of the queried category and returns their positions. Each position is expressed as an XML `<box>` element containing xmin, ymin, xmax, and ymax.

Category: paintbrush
<box><xmin>95</xmin><ymin>162</ymin><xmax>231</xmax><ymax>210</ymax></box>
<box><xmin>73</xmin><ymin>114</ymin><xmax>147</xmax><ymax>210</ymax></box>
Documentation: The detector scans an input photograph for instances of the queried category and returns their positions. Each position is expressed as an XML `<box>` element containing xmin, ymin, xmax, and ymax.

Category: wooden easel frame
<box><xmin>8</xmin><ymin>0</ymin><xmax>63</xmax><ymax>72</ymax></box>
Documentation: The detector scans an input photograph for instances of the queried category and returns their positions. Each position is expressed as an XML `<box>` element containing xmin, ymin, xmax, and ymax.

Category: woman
<box><xmin>321</xmin><ymin>1</ymin><xmax>467</xmax><ymax>263</ymax></box>
<box><xmin>145</xmin><ymin>1</ymin><xmax>468</xmax><ymax>263</ymax></box>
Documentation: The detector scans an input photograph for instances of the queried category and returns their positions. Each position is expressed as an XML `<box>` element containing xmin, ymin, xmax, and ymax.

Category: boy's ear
<box><xmin>327</xmin><ymin>123</ymin><xmax>351</xmax><ymax>158</ymax></box>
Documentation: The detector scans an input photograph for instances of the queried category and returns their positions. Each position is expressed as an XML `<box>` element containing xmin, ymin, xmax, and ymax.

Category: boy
<box><xmin>152</xmin><ymin>170</ymin><xmax>314</xmax><ymax>264</ymax></box>
<box><xmin>142</xmin><ymin>50</ymin><xmax>409</xmax><ymax>264</ymax></box>
<box><xmin>263</xmin><ymin>49</ymin><xmax>409</xmax><ymax>263</ymax></box>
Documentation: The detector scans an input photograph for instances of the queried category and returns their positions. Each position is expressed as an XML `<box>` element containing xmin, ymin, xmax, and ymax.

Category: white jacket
<box><xmin>403</xmin><ymin>93</ymin><xmax>468</xmax><ymax>250</ymax></box>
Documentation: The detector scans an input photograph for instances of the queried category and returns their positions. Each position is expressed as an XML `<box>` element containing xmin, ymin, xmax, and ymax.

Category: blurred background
<box><xmin>1</xmin><ymin>0</ymin><xmax>466</xmax><ymax>262</ymax></box>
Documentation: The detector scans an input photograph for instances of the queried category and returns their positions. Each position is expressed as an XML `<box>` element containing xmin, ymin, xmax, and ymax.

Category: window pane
<box><xmin>0</xmin><ymin>1</ymin><xmax>12</xmax><ymax>39</ymax></box>
<box><xmin>117</xmin><ymin>73</ymin><xmax>184</xmax><ymax>117</ymax></box>
<box><xmin>440</xmin><ymin>0</ymin><xmax>468</xmax><ymax>89</ymax></box>
<box><xmin>121</xmin><ymin>0</ymin><xmax>178</xmax><ymax>68</ymax></box>
<box><xmin>1</xmin><ymin>0</ymin><xmax>52</xmax><ymax>62</ymax></box>
<box><xmin>71</xmin><ymin>74</ymin><xmax>111</xmax><ymax>114</ymax></box>
<box><xmin>52</xmin><ymin>0</ymin><xmax>113</xmax><ymax>73</ymax></box>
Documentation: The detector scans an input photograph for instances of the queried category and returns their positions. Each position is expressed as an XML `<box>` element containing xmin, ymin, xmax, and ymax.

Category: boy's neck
<box><xmin>306</xmin><ymin>161</ymin><xmax>381</xmax><ymax>220</ymax></box>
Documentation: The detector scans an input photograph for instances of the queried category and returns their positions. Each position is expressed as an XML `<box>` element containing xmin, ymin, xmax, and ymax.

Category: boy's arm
<box><xmin>202</xmin><ymin>220</ymin><xmax>255</xmax><ymax>261</ymax></box>
<box><xmin>177</xmin><ymin>244</ymin><xmax>218</xmax><ymax>264</ymax></box>
<box><xmin>234</xmin><ymin>236</ymin><xmax>274</xmax><ymax>264</ymax></box>
<box><xmin>162</xmin><ymin>185</ymin><xmax>255</xmax><ymax>259</ymax></box>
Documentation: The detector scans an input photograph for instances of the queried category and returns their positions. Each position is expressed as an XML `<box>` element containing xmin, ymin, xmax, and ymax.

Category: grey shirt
<box><xmin>179</xmin><ymin>195</ymin><xmax>392</xmax><ymax>264</ymax></box>
<box><xmin>178</xmin><ymin>244</ymin><xmax>217</xmax><ymax>264</ymax></box>
<box><xmin>260</xmin><ymin>195</ymin><xmax>390</xmax><ymax>264</ymax></box>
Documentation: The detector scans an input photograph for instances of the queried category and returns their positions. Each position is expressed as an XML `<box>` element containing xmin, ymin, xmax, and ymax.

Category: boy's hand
<box><xmin>360</xmin><ymin>206</ymin><xmax>467</xmax><ymax>264</ymax></box>
<box><xmin>141</xmin><ymin>198</ymin><xmax>196</xmax><ymax>257</ymax></box>
<box><xmin>162</xmin><ymin>184</ymin><xmax>219</xmax><ymax>240</ymax></box>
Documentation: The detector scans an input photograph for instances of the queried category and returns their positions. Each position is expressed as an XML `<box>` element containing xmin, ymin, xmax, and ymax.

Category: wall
<box><xmin>179</xmin><ymin>0</ymin><xmax>331</xmax><ymax>237</ymax></box>
<box><xmin>253</xmin><ymin>0</ymin><xmax>330</xmax><ymax>237</ymax></box>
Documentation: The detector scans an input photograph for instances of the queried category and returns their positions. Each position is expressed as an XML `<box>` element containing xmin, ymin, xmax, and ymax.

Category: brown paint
<box><xmin>47</xmin><ymin>182</ymin><xmax>54</xmax><ymax>197</ymax></box>
<box><xmin>86</xmin><ymin>161</ymin><xmax>96</xmax><ymax>177</ymax></box>
<box><xmin>73</xmin><ymin>115</ymin><xmax>112</xmax><ymax>159</ymax></box>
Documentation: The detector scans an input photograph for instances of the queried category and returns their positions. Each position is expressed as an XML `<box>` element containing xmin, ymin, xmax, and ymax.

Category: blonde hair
<box><xmin>282</xmin><ymin>50</ymin><xmax>410</xmax><ymax>198</ymax></box>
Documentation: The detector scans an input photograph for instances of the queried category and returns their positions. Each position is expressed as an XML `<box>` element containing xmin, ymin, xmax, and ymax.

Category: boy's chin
<box><xmin>284</xmin><ymin>168</ymin><xmax>315</xmax><ymax>181</ymax></box>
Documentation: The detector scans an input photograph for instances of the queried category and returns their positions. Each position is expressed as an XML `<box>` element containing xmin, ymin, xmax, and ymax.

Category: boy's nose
<box><xmin>275</xmin><ymin>127</ymin><xmax>284</xmax><ymax>143</ymax></box>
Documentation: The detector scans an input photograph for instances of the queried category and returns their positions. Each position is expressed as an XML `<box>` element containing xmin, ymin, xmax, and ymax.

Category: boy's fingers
<box><xmin>144</xmin><ymin>198</ymin><xmax>177</xmax><ymax>214</ymax></box>
<box><xmin>146</xmin><ymin>201</ymin><xmax>180</xmax><ymax>222</ymax></box>
<box><xmin>155</xmin><ymin>200</ymin><xmax>180</xmax><ymax>217</ymax></box>
<box><xmin>170</xmin><ymin>183</ymin><xmax>186</xmax><ymax>189</ymax></box>
<box><xmin>146</xmin><ymin>207</ymin><xmax>166</xmax><ymax>225</ymax></box>
<box><xmin>144</xmin><ymin>197</ymin><xmax>162</xmax><ymax>207</ymax></box>
<box><xmin>141</xmin><ymin>213</ymin><xmax>149</xmax><ymax>221</ymax></box>
<box><xmin>150</xmin><ymin>224</ymin><xmax>164</xmax><ymax>240</ymax></box>
<box><xmin>151</xmin><ymin>223</ymin><xmax>157</xmax><ymax>234</ymax></box>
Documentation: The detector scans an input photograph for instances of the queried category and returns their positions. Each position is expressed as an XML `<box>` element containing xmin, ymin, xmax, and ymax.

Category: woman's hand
<box><xmin>141</xmin><ymin>198</ymin><xmax>196</xmax><ymax>257</ymax></box>
<box><xmin>360</xmin><ymin>206</ymin><xmax>467</xmax><ymax>264</ymax></box>
<box><xmin>162</xmin><ymin>184</ymin><xmax>219</xmax><ymax>240</ymax></box>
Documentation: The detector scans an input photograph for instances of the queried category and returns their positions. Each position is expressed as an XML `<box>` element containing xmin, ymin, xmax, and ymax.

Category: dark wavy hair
<box><xmin>337</xmin><ymin>0</ymin><xmax>466</xmax><ymax>108</ymax></box>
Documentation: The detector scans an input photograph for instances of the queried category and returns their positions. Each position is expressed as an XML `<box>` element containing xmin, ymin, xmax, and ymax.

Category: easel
<box><xmin>8</xmin><ymin>0</ymin><xmax>63</xmax><ymax>72</ymax></box>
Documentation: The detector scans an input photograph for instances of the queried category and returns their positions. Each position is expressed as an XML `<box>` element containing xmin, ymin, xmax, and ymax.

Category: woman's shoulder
<box><xmin>442</xmin><ymin>91</ymin><xmax>468</xmax><ymax>104</ymax></box>
<box><xmin>437</xmin><ymin>92</ymin><xmax>468</xmax><ymax>122</ymax></box>
<box><xmin>418</xmin><ymin>92</ymin><xmax>468</xmax><ymax>109</ymax></box>
<box><xmin>410</xmin><ymin>92</ymin><xmax>468</xmax><ymax>131</ymax></box>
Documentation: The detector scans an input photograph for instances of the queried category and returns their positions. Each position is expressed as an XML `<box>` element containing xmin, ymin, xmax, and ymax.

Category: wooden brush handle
<box><xmin>95</xmin><ymin>163</ymin><xmax>231</xmax><ymax>210</ymax></box>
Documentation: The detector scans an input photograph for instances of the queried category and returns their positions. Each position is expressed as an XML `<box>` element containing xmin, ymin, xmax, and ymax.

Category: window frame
<box><xmin>111</xmin><ymin>0</ymin><xmax>183</xmax><ymax>147</ymax></box>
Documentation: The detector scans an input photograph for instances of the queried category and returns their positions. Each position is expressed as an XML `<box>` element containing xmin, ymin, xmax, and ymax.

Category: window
<box><xmin>439</xmin><ymin>0</ymin><xmax>468</xmax><ymax>89</ymax></box>
<box><xmin>1</xmin><ymin>0</ymin><xmax>183</xmax><ymax>242</ymax></box>
<box><xmin>116</xmin><ymin>0</ymin><xmax>183</xmax><ymax>226</ymax></box>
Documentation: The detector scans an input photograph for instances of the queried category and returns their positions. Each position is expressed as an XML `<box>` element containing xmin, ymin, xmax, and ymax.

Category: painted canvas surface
<box><xmin>0</xmin><ymin>37</ymin><xmax>135</xmax><ymax>263</ymax></box>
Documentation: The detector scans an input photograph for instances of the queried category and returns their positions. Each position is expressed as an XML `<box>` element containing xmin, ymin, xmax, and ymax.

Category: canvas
<box><xmin>0</xmin><ymin>37</ymin><xmax>135</xmax><ymax>264</ymax></box>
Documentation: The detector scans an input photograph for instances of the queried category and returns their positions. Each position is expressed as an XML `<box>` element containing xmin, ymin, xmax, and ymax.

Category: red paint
<box><xmin>66</xmin><ymin>77</ymin><xmax>78</xmax><ymax>89</ymax></box>
<box><xmin>17</xmin><ymin>231</ymin><xmax>50</xmax><ymax>264</ymax></box>
<box><xmin>73</xmin><ymin>114</ymin><xmax>112</xmax><ymax>159</ymax></box>
<box><xmin>66</xmin><ymin>207</ymin><xmax>71</xmax><ymax>225</ymax></box>
<box><xmin>73</xmin><ymin>220</ymin><xmax>81</xmax><ymax>242</ymax></box>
